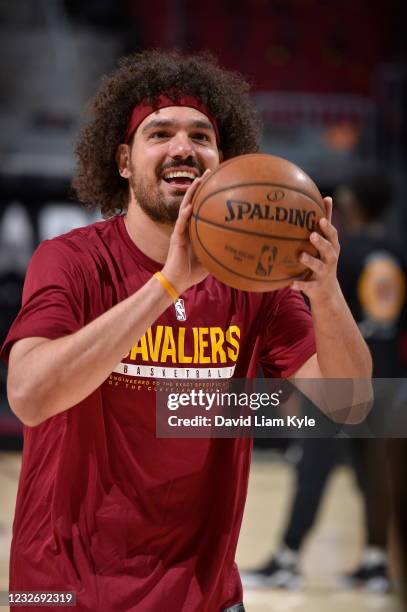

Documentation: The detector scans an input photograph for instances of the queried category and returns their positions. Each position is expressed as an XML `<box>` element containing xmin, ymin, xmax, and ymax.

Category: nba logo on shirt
<box><xmin>174</xmin><ymin>298</ymin><xmax>187</xmax><ymax>321</ymax></box>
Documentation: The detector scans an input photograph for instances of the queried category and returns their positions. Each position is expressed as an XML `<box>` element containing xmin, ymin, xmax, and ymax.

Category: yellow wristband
<box><xmin>153</xmin><ymin>271</ymin><xmax>179</xmax><ymax>301</ymax></box>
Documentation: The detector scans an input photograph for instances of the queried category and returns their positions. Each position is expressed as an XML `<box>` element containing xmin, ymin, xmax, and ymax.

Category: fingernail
<box><xmin>310</xmin><ymin>232</ymin><xmax>319</xmax><ymax>242</ymax></box>
<box><xmin>320</xmin><ymin>218</ymin><xmax>327</xmax><ymax>227</ymax></box>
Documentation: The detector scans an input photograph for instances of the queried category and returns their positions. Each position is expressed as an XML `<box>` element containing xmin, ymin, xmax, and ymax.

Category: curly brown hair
<box><xmin>73</xmin><ymin>49</ymin><xmax>261</xmax><ymax>217</ymax></box>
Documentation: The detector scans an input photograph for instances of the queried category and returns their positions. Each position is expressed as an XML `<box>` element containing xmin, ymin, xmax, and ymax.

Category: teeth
<box><xmin>163</xmin><ymin>171</ymin><xmax>196</xmax><ymax>180</ymax></box>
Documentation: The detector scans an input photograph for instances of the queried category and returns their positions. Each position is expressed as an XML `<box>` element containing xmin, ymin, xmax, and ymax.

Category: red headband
<box><xmin>124</xmin><ymin>95</ymin><xmax>220</xmax><ymax>145</ymax></box>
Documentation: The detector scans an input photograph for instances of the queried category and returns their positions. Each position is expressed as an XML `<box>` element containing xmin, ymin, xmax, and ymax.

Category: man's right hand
<box><xmin>162</xmin><ymin>171</ymin><xmax>211</xmax><ymax>295</ymax></box>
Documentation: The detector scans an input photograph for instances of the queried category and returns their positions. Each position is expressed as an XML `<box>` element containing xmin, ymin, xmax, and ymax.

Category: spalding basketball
<box><xmin>190</xmin><ymin>154</ymin><xmax>326</xmax><ymax>292</ymax></box>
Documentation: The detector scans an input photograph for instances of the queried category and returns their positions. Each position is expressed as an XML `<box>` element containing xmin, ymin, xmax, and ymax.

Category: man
<box><xmin>2</xmin><ymin>51</ymin><xmax>371</xmax><ymax>611</ymax></box>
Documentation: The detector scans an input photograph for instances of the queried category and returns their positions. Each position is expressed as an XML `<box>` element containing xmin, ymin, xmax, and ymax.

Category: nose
<box><xmin>168</xmin><ymin>131</ymin><xmax>195</xmax><ymax>160</ymax></box>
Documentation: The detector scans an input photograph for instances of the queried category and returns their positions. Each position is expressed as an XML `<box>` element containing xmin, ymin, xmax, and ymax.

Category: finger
<box><xmin>174</xmin><ymin>171</ymin><xmax>210</xmax><ymax>235</ymax></box>
<box><xmin>310</xmin><ymin>231</ymin><xmax>337</xmax><ymax>263</ymax></box>
<box><xmin>174</xmin><ymin>203</ymin><xmax>193</xmax><ymax>235</ymax></box>
<box><xmin>323</xmin><ymin>196</ymin><xmax>333</xmax><ymax>222</ymax></box>
<box><xmin>300</xmin><ymin>251</ymin><xmax>325</xmax><ymax>275</ymax></box>
<box><xmin>179</xmin><ymin>169</ymin><xmax>211</xmax><ymax>211</ymax></box>
<box><xmin>318</xmin><ymin>218</ymin><xmax>340</xmax><ymax>250</ymax></box>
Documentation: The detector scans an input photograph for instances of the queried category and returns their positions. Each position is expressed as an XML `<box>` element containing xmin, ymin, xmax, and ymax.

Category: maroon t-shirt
<box><xmin>1</xmin><ymin>216</ymin><xmax>315</xmax><ymax>612</ymax></box>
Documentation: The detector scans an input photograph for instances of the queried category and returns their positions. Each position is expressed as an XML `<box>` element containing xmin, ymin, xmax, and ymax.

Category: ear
<box><xmin>116</xmin><ymin>144</ymin><xmax>131</xmax><ymax>178</ymax></box>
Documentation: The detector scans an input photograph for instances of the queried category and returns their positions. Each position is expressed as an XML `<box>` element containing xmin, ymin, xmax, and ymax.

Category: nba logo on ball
<box><xmin>256</xmin><ymin>245</ymin><xmax>277</xmax><ymax>277</ymax></box>
<box><xmin>174</xmin><ymin>299</ymin><xmax>187</xmax><ymax>321</ymax></box>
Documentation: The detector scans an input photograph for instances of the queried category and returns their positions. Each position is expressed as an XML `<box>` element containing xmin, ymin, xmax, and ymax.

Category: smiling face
<box><xmin>117</xmin><ymin>106</ymin><xmax>221</xmax><ymax>224</ymax></box>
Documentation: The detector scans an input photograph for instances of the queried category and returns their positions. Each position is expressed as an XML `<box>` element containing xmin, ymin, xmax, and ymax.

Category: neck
<box><xmin>124</xmin><ymin>201</ymin><xmax>173</xmax><ymax>264</ymax></box>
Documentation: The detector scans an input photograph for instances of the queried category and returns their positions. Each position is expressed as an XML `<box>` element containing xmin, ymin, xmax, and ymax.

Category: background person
<box><xmin>243</xmin><ymin>171</ymin><xmax>406</xmax><ymax>594</ymax></box>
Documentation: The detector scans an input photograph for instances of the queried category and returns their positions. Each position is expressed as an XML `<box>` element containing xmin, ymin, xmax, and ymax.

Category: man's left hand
<box><xmin>291</xmin><ymin>196</ymin><xmax>341</xmax><ymax>304</ymax></box>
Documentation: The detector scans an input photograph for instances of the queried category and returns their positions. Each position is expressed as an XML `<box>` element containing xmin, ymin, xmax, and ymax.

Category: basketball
<box><xmin>190</xmin><ymin>154</ymin><xmax>326</xmax><ymax>292</ymax></box>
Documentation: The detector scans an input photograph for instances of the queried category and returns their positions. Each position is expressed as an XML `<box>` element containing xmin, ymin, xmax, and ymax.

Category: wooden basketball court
<box><xmin>0</xmin><ymin>451</ymin><xmax>402</xmax><ymax>611</ymax></box>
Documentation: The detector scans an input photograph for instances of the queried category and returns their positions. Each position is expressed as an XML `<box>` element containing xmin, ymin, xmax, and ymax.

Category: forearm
<box><xmin>8</xmin><ymin>276</ymin><xmax>172</xmax><ymax>424</ymax></box>
<box><xmin>291</xmin><ymin>200</ymin><xmax>372</xmax><ymax>422</ymax></box>
<box><xmin>311</xmin><ymin>282</ymin><xmax>372</xmax><ymax>378</ymax></box>
<box><xmin>293</xmin><ymin>285</ymin><xmax>373</xmax><ymax>424</ymax></box>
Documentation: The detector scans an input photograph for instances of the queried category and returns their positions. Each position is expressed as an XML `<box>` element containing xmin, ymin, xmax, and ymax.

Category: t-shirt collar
<box><xmin>116</xmin><ymin>214</ymin><xmax>163</xmax><ymax>272</ymax></box>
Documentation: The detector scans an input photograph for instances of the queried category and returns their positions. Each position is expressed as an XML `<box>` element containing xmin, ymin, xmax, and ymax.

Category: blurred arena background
<box><xmin>0</xmin><ymin>1</ymin><xmax>406</xmax><ymax>611</ymax></box>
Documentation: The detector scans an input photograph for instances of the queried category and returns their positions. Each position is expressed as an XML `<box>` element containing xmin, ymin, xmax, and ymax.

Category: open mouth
<box><xmin>161</xmin><ymin>170</ymin><xmax>198</xmax><ymax>187</ymax></box>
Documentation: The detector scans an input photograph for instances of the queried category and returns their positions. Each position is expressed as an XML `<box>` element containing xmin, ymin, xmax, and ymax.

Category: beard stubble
<box><xmin>129</xmin><ymin>172</ymin><xmax>183</xmax><ymax>225</ymax></box>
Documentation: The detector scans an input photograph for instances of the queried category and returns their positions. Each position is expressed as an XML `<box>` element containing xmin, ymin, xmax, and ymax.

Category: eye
<box><xmin>151</xmin><ymin>131</ymin><xmax>170</xmax><ymax>139</ymax></box>
<box><xmin>192</xmin><ymin>132</ymin><xmax>210</xmax><ymax>142</ymax></box>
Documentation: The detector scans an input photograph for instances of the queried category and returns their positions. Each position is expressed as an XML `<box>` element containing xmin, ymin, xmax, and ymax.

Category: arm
<box><xmin>290</xmin><ymin>197</ymin><xmax>372</xmax><ymax>423</ymax></box>
<box><xmin>8</xmin><ymin>280</ymin><xmax>173</xmax><ymax>426</ymax></box>
<box><xmin>7</xmin><ymin>177</ymin><xmax>208</xmax><ymax>427</ymax></box>
<box><xmin>292</xmin><ymin>197</ymin><xmax>372</xmax><ymax>379</ymax></box>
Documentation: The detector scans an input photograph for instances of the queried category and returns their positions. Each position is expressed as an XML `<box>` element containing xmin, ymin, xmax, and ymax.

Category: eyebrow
<box><xmin>141</xmin><ymin>118</ymin><xmax>214</xmax><ymax>133</ymax></box>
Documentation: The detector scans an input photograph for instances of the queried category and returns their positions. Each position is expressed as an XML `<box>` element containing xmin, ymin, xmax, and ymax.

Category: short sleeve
<box><xmin>258</xmin><ymin>288</ymin><xmax>316</xmax><ymax>378</ymax></box>
<box><xmin>1</xmin><ymin>240</ymin><xmax>86</xmax><ymax>362</ymax></box>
